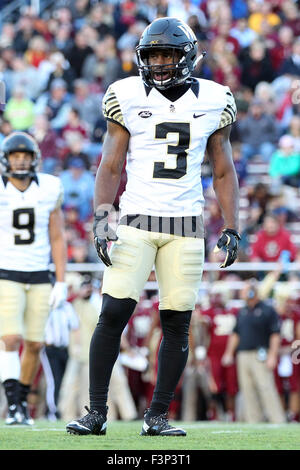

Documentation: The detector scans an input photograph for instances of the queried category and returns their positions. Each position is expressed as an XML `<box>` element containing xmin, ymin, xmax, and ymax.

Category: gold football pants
<box><xmin>102</xmin><ymin>225</ymin><xmax>204</xmax><ymax>311</ymax></box>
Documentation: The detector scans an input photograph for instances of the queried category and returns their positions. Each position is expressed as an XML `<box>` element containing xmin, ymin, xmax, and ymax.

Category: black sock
<box><xmin>3</xmin><ymin>379</ymin><xmax>19</xmax><ymax>407</ymax></box>
<box><xmin>149</xmin><ymin>309</ymin><xmax>192</xmax><ymax>417</ymax></box>
<box><xmin>89</xmin><ymin>294</ymin><xmax>136</xmax><ymax>417</ymax></box>
<box><xmin>19</xmin><ymin>382</ymin><xmax>31</xmax><ymax>404</ymax></box>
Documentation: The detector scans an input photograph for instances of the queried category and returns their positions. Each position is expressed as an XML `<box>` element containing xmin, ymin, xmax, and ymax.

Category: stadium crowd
<box><xmin>1</xmin><ymin>0</ymin><xmax>300</xmax><ymax>424</ymax></box>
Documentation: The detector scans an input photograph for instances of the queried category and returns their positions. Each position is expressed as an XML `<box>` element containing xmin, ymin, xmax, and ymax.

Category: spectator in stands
<box><xmin>254</xmin><ymin>81</ymin><xmax>276</xmax><ymax>116</ymax></box>
<box><xmin>250</xmin><ymin>213</ymin><xmax>298</xmax><ymax>263</ymax></box>
<box><xmin>70</xmin><ymin>79</ymin><xmax>102</xmax><ymax>133</ymax></box>
<box><xmin>66</xmin><ymin>30</ymin><xmax>94</xmax><ymax>79</ymax></box>
<box><xmin>269</xmin><ymin>134</ymin><xmax>300</xmax><ymax>189</ymax></box>
<box><xmin>30</xmin><ymin>114</ymin><xmax>60</xmax><ymax>175</ymax></box>
<box><xmin>275</xmin><ymin>76</ymin><xmax>300</xmax><ymax>132</ymax></box>
<box><xmin>81</xmin><ymin>37</ymin><xmax>120</xmax><ymax>91</ymax></box>
<box><xmin>35</xmin><ymin>78</ymin><xmax>71</xmax><ymax>132</ymax></box>
<box><xmin>62</xmin><ymin>108</ymin><xmax>88</xmax><ymax>142</ymax></box>
<box><xmin>279</xmin><ymin>36</ymin><xmax>300</xmax><ymax>77</ymax></box>
<box><xmin>239</xmin><ymin>182</ymin><xmax>277</xmax><ymax>259</ymax></box>
<box><xmin>281</xmin><ymin>0</ymin><xmax>300</xmax><ymax>37</ymax></box>
<box><xmin>69</xmin><ymin>239</ymin><xmax>92</xmax><ymax>265</ymax></box>
<box><xmin>4</xmin><ymin>85</ymin><xmax>34</xmax><ymax>131</ymax></box>
<box><xmin>214</xmin><ymin>18</ymin><xmax>240</xmax><ymax>56</ymax></box>
<box><xmin>239</xmin><ymin>39</ymin><xmax>274</xmax><ymax>90</ymax></box>
<box><xmin>0</xmin><ymin>23</ymin><xmax>15</xmax><ymax>49</ymax></box>
<box><xmin>70</xmin><ymin>0</ymin><xmax>91</xmax><ymax>30</ymax></box>
<box><xmin>1</xmin><ymin>45</ymin><xmax>16</xmax><ymax>74</ymax></box>
<box><xmin>270</xmin><ymin>25</ymin><xmax>294</xmax><ymax>72</ymax></box>
<box><xmin>187</xmin><ymin>14</ymin><xmax>208</xmax><ymax>42</ymax></box>
<box><xmin>51</xmin><ymin>25</ymin><xmax>73</xmax><ymax>57</ymax></box>
<box><xmin>14</xmin><ymin>13</ymin><xmax>39</xmax><ymax>54</ymax></box>
<box><xmin>115</xmin><ymin>48</ymin><xmax>139</xmax><ymax>81</ymax></box>
<box><xmin>247</xmin><ymin>182</ymin><xmax>273</xmax><ymax>225</ymax></box>
<box><xmin>236</xmin><ymin>97</ymin><xmax>279</xmax><ymax>162</ymax></box>
<box><xmin>248</xmin><ymin>2</ymin><xmax>281</xmax><ymax>35</ymax></box>
<box><xmin>117</xmin><ymin>21</ymin><xmax>147</xmax><ymax>52</ymax></box>
<box><xmin>61</xmin><ymin>132</ymin><xmax>90</xmax><ymax>170</ymax></box>
<box><xmin>24</xmin><ymin>35</ymin><xmax>48</xmax><ymax>69</ymax></box>
<box><xmin>211</xmin><ymin>49</ymin><xmax>241</xmax><ymax>89</ymax></box>
<box><xmin>86</xmin><ymin>3</ymin><xmax>115</xmax><ymax>39</ymax></box>
<box><xmin>287</xmin><ymin>115</ymin><xmax>300</xmax><ymax>152</ymax></box>
<box><xmin>60</xmin><ymin>157</ymin><xmax>94</xmax><ymax>221</ymax></box>
<box><xmin>53</xmin><ymin>6</ymin><xmax>73</xmax><ymax>29</ymax></box>
<box><xmin>10</xmin><ymin>56</ymin><xmax>42</xmax><ymax>101</ymax></box>
<box><xmin>230</xmin><ymin>17</ymin><xmax>257</xmax><ymax>49</ymax></box>
<box><xmin>45</xmin><ymin>52</ymin><xmax>76</xmax><ymax>94</ymax></box>
<box><xmin>64</xmin><ymin>206</ymin><xmax>87</xmax><ymax>240</ymax></box>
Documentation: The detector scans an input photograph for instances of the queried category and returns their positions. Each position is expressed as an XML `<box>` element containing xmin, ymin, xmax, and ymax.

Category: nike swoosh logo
<box><xmin>182</xmin><ymin>344</ymin><xmax>189</xmax><ymax>352</ymax></box>
<box><xmin>193</xmin><ymin>113</ymin><xmax>206</xmax><ymax>118</ymax></box>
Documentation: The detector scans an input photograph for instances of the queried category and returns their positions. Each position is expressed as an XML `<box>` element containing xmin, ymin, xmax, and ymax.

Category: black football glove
<box><xmin>213</xmin><ymin>228</ymin><xmax>241</xmax><ymax>268</ymax></box>
<box><xmin>93</xmin><ymin>211</ymin><xmax>118</xmax><ymax>267</ymax></box>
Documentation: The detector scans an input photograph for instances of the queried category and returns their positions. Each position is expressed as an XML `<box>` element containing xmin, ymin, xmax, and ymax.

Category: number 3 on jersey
<box><xmin>153</xmin><ymin>122</ymin><xmax>190</xmax><ymax>179</ymax></box>
<box><xmin>13</xmin><ymin>208</ymin><xmax>35</xmax><ymax>244</ymax></box>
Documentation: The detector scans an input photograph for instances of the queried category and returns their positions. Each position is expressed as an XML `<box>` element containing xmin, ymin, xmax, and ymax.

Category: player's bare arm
<box><xmin>206</xmin><ymin>125</ymin><xmax>239</xmax><ymax>231</ymax></box>
<box><xmin>93</xmin><ymin>121</ymin><xmax>129</xmax><ymax>266</ymax></box>
<box><xmin>94</xmin><ymin>120</ymin><xmax>129</xmax><ymax>212</ymax></box>
<box><xmin>207</xmin><ymin>125</ymin><xmax>240</xmax><ymax>268</ymax></box>
<box><xmin>49</xmin><ymin>207</ymin><xmax>67</xmax><ymax>283</ymax></box>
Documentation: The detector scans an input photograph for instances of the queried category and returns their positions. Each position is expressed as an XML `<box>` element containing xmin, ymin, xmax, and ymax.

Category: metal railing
<box><xmin>49</xmin><ymin>262</ymin><xmax>300</xmax><ymax>291</ymax></box>
<box><xmin>54</xmin><ymin>261</ymin><xmax>300</xmax><ymax>273</ymax></box>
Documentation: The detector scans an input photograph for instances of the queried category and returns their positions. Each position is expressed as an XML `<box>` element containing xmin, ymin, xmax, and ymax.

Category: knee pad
<box><xmin>97</xmin><ymin>294</ymin><xmax>136</xmax><ymax>336</ymax></box>
<box><xmin>161</xmin><ymin>287</ymin><xmax>198</xmax><ymax>311</ymax></box>
<box><xmin>160</xmin><ymin>309</ymin><xmax>192</xmax><ymax>344</ymax></box>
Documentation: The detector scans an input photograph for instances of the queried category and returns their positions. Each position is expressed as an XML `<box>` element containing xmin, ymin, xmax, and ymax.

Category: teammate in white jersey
<box><xmin>67</xmin><ymin>17</ymin><xmax>240</xmax><ymax>437</ymax></box>
<box><xmin>0</xmin><ymin>132</ymin><xmax>67</xmax><ymax>425</ymax></box>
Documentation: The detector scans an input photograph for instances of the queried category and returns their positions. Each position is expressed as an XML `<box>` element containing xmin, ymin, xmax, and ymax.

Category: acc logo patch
<box><xmin>138</xmin><ymin>111</ymin><xmax>152</xmax><ymax>118</ymax></box>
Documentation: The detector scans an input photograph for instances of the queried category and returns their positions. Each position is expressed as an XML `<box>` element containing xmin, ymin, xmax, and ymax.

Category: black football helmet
<box><xmin>0</xmin><ymin>131</ymin><xmax>41</xmax><ymax>179</ymax></box>
<box><xmin>136</xmin><ymin>17</ymin><xmax>198</xmax><ymax>90</ymax></box>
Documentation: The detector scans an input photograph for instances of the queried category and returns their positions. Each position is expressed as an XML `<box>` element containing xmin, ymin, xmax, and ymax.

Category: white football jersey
<box><xmin>0</xmin><ymin>173</ymin><xmax>63</xmax><ymax>272</ymax></box>
<box><xmin>103</xmin><ymin>76</ymin><xmax>236</xmax><ymax>218</ymax></box>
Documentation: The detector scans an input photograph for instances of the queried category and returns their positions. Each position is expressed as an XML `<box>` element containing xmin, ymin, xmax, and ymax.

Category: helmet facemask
<box><xmin>137</xmin><ymin>46</ymin><xmax>192</xmax><ymax>90</ymax></box>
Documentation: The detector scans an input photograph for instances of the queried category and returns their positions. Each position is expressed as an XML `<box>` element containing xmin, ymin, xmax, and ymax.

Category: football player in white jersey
<box><xmin>66</xmin><ymin>17</ymin><xmax>240</xmax><ymax>437</ymax></box>
<box><xmin>0</xmin><ymin>132</ymin><xmax>67</xmax><ymax>425</ymax></box>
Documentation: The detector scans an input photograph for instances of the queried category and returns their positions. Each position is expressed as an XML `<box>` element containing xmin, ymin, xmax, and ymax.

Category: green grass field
<box><xmin>0</xmin><ymin>419</ymin><xmax>300</xmax><ymax>451</ymax></box>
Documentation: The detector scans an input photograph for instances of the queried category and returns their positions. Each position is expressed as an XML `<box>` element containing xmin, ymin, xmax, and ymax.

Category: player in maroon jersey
<box><xmin>274</xmin><ymin>293</ymin><xmax>300</xmax><ymax>422</ymax></box>
<box><xmin>200</xmin><ymin>290</ymin><xmax>238</xmax><ymax>420</ymax></box>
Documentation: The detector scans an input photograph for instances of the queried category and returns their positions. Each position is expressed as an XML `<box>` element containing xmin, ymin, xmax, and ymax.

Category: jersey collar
<box><xmin>144</xmin><ymin>78</ymin><xmax>199</xmax><ymax>99</ymax></box>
